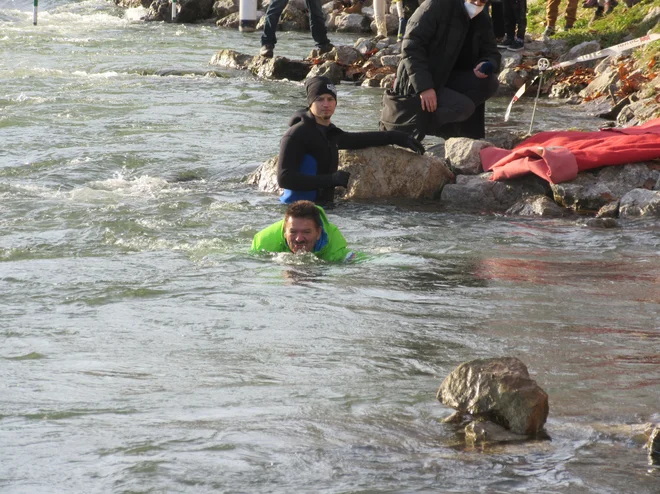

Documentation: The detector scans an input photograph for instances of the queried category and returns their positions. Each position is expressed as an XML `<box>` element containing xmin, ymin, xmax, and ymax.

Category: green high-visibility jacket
<box><xmin>251</xmin><ymin>206</ymin><xmax>354</xmax><ymax>263</ymax></box>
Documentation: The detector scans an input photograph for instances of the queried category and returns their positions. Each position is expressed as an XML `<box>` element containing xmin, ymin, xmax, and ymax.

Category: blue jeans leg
<box><xmin>305</xmin><ymin>0</ymin><xmax>330</xmax><ymax>47</ymax></box>
<box><xmin>261</xmin><ymin>0</ymin><xmax>289</xmax><ymax>46</ymax></box>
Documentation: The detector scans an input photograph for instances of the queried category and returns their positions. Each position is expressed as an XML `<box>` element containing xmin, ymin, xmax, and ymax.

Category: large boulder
<box><xmin>247</xmin><ymin>146</ymin><xmax>455</xmax><ymax>201</ymax></box>
<box><xmin>338</xmin><ymin>147</ymin><xmax>454</xmax><ymax>200</ymax></box>
<box><xmin>437</xmin><ymin>357</ymin><xmax>549</xmax><ymax>435</ymax></box>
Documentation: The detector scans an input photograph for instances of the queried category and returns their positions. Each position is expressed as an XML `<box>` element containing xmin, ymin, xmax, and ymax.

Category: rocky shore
<box><xmin>115</xmin><ymin>0</ymin><xmax>660</xmax><ymax>221</ymax></box>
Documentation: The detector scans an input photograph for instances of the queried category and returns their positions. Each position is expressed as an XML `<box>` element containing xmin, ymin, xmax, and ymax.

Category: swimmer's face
<box><xmin>284</xmin><ymin>216</ymin><xmax>322</xmax><ymax>254</ymax></box>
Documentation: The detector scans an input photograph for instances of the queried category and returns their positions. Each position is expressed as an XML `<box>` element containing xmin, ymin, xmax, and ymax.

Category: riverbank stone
<box><xmin>445</xmin><ymin>138</ymin><xmax>492</xmax><ymax>175</ymax></box>
<box><xmin>441</xmin><ymin>174</ymin><xmax>549</xmax><ymax>212</ymax></box>
<box><xmin>551</xmin><ymin>163</ymin><xmax>660</xmax><ymax>213</ymax></box>
<box><xmin>437</xmin><ymin>357</ymin><xmax>549</xmax><ymax>436</ymax></box>
<box><xmin>619</xmin><ymin>189</ymin><xmax>660</xmax><ymax>218</ymax></box>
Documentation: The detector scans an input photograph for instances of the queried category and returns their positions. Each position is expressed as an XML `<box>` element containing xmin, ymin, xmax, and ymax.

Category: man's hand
<box><xmin>419</xmin><ymin>88</ymin><xmax>437</xmax><ymax>112</ymax></box>
<box><xmin>388</xmin><ymin>131</ymin><xmax>426</xmax><ymax>155</ymax></box>
<box><xmin>401</xmin><ymin>135</ymin><xmax>425</xmax><ymax>155</ymax></box>
<box><xmin>332</xmin><ymin>170</ymin><xmax>350</xmax><ymax>188</ymax></box>
<box><xmin>474</xmin><ymin>61</ymin><xmax>494</xmax><ymax>79</ymax></box>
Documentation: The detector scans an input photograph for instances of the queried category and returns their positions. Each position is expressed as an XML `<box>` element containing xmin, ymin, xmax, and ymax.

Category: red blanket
<box><xmin>480</xmin><ymin>118</ymin><xmax>660</xmax><ymax>183</ymax></box>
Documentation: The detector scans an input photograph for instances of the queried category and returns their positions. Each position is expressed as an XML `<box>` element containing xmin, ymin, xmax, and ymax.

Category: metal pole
<box><xmin>33</xmin><ymin>0</ymin><xmax>38</xmax><ymax>25</ymax></box>
<box><xmin>528</xmin><ymin>58</ymin><xmax>550</xmax><ymax>135</ymax></box>
<box><xmin>171</xmin><ymin>0</ymin><xmax>177</xmax><ymax>22</ymax></box>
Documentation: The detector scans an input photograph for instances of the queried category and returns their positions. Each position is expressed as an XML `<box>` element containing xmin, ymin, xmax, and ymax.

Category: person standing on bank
<box><xmin>390</xmin><ymin>0</ymin><xmax>501</xmax><ymax>136</ymax></box>
<box><xmin>277</xmin><ymin>76</ymin><xmax>425</xmax><ymax>204</ymax></box>
<box><xmin>260</xmin><ymin>0</ymin><xmax>333</xmax><ymax>58</ymax></box>
<box><xmin>498</xmin><ymin>0</ymin><xmax>527</xmax><ymax>51</ymax></box>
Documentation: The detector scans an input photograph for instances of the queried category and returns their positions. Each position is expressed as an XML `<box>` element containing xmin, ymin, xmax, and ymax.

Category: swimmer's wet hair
<box><xmin>284</xmin><ymin>200</ymin><xmax>322</xmax><ymax>228</ymax></box>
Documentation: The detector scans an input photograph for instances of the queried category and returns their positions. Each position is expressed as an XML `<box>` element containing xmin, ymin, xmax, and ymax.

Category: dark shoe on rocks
<box><xmin>317</xmin><ymin>43</ymin><xmax>335</xmax><ymax>55</ymax></box>
<box><xmin>507</xmin><ymin>38</ymin><xmax>524</xmax><ymax>51</ymax></box>
<box><xmin>582</xmin><ymin>0</ymin><xmax>598</xmax><ymax>7</ymax></box>
<box><xmin>604</xmin><ymin>0</ymin><xmax>618</xmax><ymax>14</ymax></box>
<box><xmin>260</xmin><ymin>44</ymin><xmax>274</xmax><ymax>58</ymax></box>
<box><xmin>497</xmin><ymin>35</ymin><xmax>514</xmax><ymax>48</ymax></box>
<box><xmin>543</xmin><ymin>26</ymin><xmax>555</xmax><ymax>38</ymax></box>
<box><xmin>589</xmin><ymin>6</ymin><xmax>604</xmax><ymax>25</ymax></box>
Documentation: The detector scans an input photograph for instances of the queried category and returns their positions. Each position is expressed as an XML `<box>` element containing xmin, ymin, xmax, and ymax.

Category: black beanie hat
<box><xmin>305</xmin><ymin>76</ymin><xmax>337</xmax><ymax>107</ymax></box>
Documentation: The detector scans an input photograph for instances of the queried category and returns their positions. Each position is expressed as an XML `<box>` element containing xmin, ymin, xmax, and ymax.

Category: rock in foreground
<box><xmin>437</xmin><ymin>357</ymin><xmax>549</xmax><ymax>436</ymax></box>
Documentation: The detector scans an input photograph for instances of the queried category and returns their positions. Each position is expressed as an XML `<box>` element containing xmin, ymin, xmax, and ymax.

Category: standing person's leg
<box><xmin>490</xmin><ymin>0</ymin><xmax>506</xmax><ymax>39</ymax></box>
<box><xmin>260</xmin><ymin>0</ymin><xmax>289</xmax><ymax>51</ymax></box>
<box><xmin>500</xmin><ymin>0</ymin><xmax>516</xmax><ymax>45</ymax></box>
<box><xmin>544</xmin><ymin>0</ymin><xmax>561</xmax><ymax>33</ymax></box>
<box><xmin>305</xmin><ymin>0</ymin><xmax>332</xmax><ymax>48</ymax></box>
<box><xmin>564</xmin><ymin>0</ymin><xmax>579</xmax><ymax>28</ymax></box>
<box><xmin>515</xmin><ymin>0</ymin><xmax>527</xmax><ymax>40</ymax></box>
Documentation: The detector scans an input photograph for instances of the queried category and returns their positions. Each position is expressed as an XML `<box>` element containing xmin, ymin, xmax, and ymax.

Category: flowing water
<box><xmin>1</xmin><ymin>1</ymin><xmax>659</xmax><ymax>492</ymax></box>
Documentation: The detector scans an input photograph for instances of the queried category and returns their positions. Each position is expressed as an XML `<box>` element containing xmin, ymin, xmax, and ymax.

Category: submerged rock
<box><xmin>647</xmin><ymin>425</ymin><xmax>660</xmax><ymax>460</ymax></box>
<box><xmin>437</xmin><ymin>357</ymin><xmax>549</xmax><ymax>435</ymax></box>
<box><xmin>465</xmin><ymin>420</ymin><xmax>531</xmax><ymax>444</ymax></box>
<box><xmin>506</xmin><ymin>194</ymin><xmax>570</xmax><ymax>217</ymax></box>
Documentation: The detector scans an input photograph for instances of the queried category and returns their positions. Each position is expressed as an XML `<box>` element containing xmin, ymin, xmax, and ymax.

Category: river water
<box><xmin>1</xmin><ymin>1</ymin><xmax>659</xmax><ymax>492</ymax></box>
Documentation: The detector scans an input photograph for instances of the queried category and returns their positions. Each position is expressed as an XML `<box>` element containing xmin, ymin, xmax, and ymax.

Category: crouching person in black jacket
<box><xmin>277</xmin><ymin>76</ymin><xmax>425</xmax><ymax>204</ymax></box>
<box><xmin>381</xmin><ymin>0</ymin><xmax>501</xmax><ymax>140</ymax></box>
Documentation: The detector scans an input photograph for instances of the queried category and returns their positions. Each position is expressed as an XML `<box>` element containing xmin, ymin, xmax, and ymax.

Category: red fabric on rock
<box><xmin>480</xmin><ymin>118</ymin><xmax>660</xmax><ymax>183</ymax></box>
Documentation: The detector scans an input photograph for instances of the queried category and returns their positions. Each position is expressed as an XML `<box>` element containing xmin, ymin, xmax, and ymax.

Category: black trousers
<box><xmin>433</xmin><ymin>70</ymin><xmax>499</xmax><ymax>129</ymax></box>
<box><xmin>502</xmin><ymin>0</ymin><xmax>527</xmax><ymax>40</ymax></box>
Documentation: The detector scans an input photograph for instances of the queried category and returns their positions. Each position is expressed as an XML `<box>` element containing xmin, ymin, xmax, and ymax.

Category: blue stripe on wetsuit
<box><xmin>280</xmin><ymin>153</ymin><xmax>318</xmax><ymax>204</ymax></box>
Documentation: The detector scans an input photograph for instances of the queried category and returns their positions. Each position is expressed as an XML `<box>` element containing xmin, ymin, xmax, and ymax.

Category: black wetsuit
<box><xmin>278</xmin><ymin>110</ymin><xmax>409</xmax><ymax>203</ymax></box>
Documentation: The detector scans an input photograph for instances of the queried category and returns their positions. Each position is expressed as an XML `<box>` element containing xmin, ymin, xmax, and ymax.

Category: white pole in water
<box><xmin>239</xmin><ymin>0</ymin><xmax>257</xmax><ymax>32</ymax></box>
<box><xmin>373</xmin><ymin>0</ymin><xmax>387</xmax><ymax>38</ymax></box>
<box><xmin>33</xmin><ymin>0</ymin><xmax>38</xmax><ymax>25</ymax></box>
<box><xmin>171</xmin><ymin>0</ymin><xmax>177</xmax><ymax>21</ymax></box>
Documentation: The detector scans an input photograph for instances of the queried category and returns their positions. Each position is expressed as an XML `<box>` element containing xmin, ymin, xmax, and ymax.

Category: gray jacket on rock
<box><xmin>394</xmin><ymin>0</ymin><xmax>502</xmax><ymax>95</ymax></box>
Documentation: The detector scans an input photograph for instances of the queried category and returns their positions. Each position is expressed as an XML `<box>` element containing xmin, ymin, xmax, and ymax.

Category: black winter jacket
<box><xmin>278</xmin><ymin>110</ymin><xmax>410</xmax><ymax>203</ymax></box>
<box><xmin>394</xmin><ymin>0</ymin><xmax>501</xmax><ymax>96</ymax></box>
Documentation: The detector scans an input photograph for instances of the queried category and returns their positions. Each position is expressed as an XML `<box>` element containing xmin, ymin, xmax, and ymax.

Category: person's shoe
<box><xmin>562</xmin><ymin>23</ymin><xmax>573</xmax><ymax>32</ymax></box>
<box><xmin>260</xmin><ymin>44</ymin><xmax>274</xmax><ymax>58</ymax></box>
<box><xmin>507</xmin><ymin>38</ymin><xmax>524</xmax><ymax>51</ymax></box>
<box><xmin>582</xmin><ymin>0</ymin><xmax>598</xmax><ymax>7</ymax></box>
<box><xmin>343</xmin><ymin>2</ymin><xmax>362</xmax><ymax>13</ymax></box>
<box><xmin>317</xmin><ymin>43</ymin><xmax>335</xmax><ymax>55</ymax></box>
<box><xmin>497</xmin><ymin>35</ymin><xmax>514</xmax><ymax>48</ymax></box>
<box><xmin>543</xmin><ymin>26</ymin><xmax>556</xmax><ymax>38</ymax></box>
<box><xmin>604</xmin><ymin>0</ymin><xmax>618</xmax><ymax>14</ymax></box>
<box><xmin>589</xmin><ymin>6</ymin><xmax>604</xmax><ymax>24</ymax></box>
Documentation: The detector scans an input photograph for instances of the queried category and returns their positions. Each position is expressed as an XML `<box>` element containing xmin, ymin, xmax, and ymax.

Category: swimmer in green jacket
<box><xmin>251</xmin><ymin>200</ymin><xmax>355</xmax><ymax>262</ymax></box>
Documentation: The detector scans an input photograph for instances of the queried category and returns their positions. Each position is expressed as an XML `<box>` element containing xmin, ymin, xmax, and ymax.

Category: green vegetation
<box><xmin>527</xmin><ymin>0</ymin><xmax>660</xmax><ymax>53</ymax></box>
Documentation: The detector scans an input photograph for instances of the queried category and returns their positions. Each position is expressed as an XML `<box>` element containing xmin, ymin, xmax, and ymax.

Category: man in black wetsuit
<box><xmin>277</xmin><ymin>76</ymin><xmax>425</xmax><ymax>204</ymax></box>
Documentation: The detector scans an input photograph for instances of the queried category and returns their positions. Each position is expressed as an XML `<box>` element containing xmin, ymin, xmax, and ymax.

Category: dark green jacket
<box><xmin>251</xmin><ymin>206</ymin><xmax>354</xmax><ymax>262</ymax></box>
